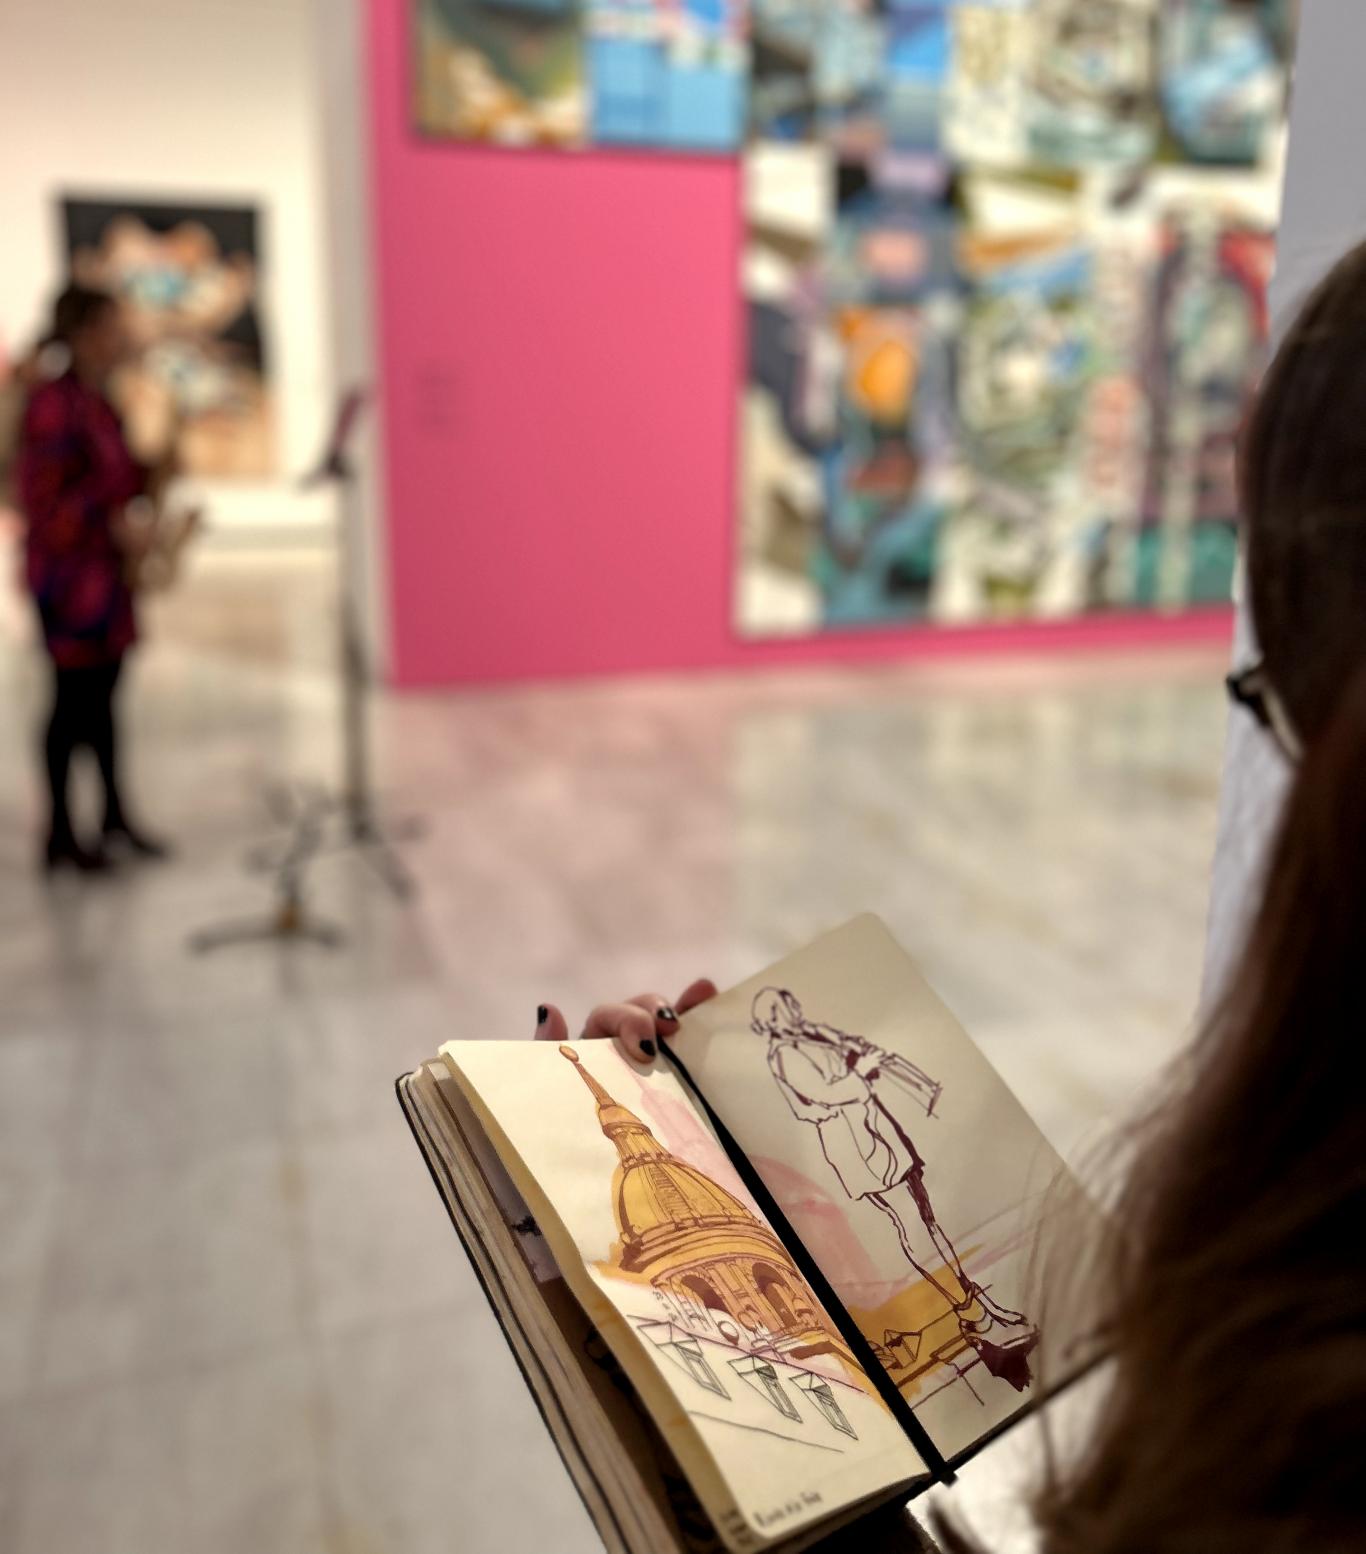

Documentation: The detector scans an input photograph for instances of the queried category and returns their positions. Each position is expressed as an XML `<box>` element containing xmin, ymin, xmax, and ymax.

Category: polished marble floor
<box><xmin>0</xmin><ymin>546</ymin><xmax>1230</xmax><ymax>1553</ymax></box>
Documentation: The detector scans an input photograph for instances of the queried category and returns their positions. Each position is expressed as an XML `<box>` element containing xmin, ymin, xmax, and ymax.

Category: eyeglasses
<box><xmin>1226</xmin><ymin>661</ymin><xmax>1302</xmax><ymax>762</ymax></box>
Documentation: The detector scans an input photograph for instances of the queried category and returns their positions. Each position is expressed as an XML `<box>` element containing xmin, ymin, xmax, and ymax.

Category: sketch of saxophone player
<box><xmin>751</xmin><ymin>987</ymin><xmax>1039</xmax><ymax>1391</ymax></box>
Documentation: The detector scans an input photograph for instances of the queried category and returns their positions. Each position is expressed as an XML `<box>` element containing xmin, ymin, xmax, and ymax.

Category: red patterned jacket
<box><xmin>18</xmin><ymin>372</ymin><xmax>145</xmax><ymax>667</ymax></box>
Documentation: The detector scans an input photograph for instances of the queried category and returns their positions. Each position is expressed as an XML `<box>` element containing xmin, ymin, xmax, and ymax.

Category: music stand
<box><xmin>303</xmin><ymin>386</ymin><xmax>420</xmax><ymax>895</ymax></box>
<box><xmin>188</xmin><ymin>387</ymin><xmax>419</xmax><ymax>954</ymax></box>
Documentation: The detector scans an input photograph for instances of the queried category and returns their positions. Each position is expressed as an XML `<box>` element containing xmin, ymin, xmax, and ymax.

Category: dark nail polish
<box><xmin>639</xmin><ymin>1039</ymin><xmax>657</xmax><ymax>1059</ymax></box>
<box><xmin>537</xmin><ymin>1005</ymin><xmax>548</xmax><ymax>1026</ymax></box>
<box><xmin>657</xmin><ymin>1006</ymin><xmax>679</xmax><ymax>1024</ymax></box>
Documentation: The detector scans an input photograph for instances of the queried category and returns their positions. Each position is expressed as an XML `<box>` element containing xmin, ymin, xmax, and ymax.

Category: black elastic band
<box><xmin>659</xmin><ymin>1044</ymin><xmax>954</xmax><ymax>1486</ymax></box>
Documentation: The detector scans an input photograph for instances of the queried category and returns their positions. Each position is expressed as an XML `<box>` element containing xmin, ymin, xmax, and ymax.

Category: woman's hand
<box><xmin>145</xmin><ymin>435</ymin><xmax>183</xmax><ymax>503</ymax></box>
<box><xmin>535</xmin><ymin>979</ymin><xmax>718</xmax><ymax>1066</ymax></box>
<box><xmin>111</xmin><ymin>503</ymin><xmax>156</xmax><ymax>561</ymax></box>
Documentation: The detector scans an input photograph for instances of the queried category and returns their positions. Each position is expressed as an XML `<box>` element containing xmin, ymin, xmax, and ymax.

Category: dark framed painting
<box><xmin>62</xmin><ymin>197</ymin><xmax>274</xmax><ymax>479</ymax></box>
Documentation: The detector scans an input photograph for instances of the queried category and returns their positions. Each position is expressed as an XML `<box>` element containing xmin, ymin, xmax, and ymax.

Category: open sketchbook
<box><xmin>398</xmin><ymin>917</ymin><xmax>1083</xmax><ymax>1554</ymax></box>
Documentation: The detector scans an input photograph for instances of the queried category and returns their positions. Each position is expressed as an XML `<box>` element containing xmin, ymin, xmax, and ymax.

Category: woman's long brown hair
<box><xmin>962</xmin><ymin>244</ymin><xmax>1366</xmax><ymax>1554</ymax></box>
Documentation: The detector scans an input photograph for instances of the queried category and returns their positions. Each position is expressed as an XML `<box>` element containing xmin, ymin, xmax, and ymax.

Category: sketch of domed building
<box><xmin>560</xmin><ymin>1045</ymin><xmax>859</xmax><ymax>1379</ymax></box>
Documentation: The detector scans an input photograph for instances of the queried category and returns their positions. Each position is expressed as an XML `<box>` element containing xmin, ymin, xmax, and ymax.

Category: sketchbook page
<box><xmin>670</xmin><ymin>915</ymin><xmax>1073</xmax><ymax>1463</ymax></box>
<box><xmin>439</xmin><ymin>1037</ymin><xmax>927</xmax><ymax>1554</ymax></box>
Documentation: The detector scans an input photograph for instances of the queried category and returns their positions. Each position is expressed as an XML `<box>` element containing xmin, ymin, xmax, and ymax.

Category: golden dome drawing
<box><xmin>560</xmin><ymin>1045</ymin><xmax>857</xmax><ymax>1372</ymax></box>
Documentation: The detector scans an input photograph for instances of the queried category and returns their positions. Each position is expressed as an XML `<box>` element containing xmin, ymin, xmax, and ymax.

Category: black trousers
<box><xmin>43</xmin><ymin>658</ymin><xmax>125</xmax><ymax>842</ymax></box>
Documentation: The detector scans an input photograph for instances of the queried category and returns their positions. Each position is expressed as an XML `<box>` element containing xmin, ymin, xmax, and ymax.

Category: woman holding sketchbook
<box><xmin>538</xmin><ymin>242</ymin><xmax>1366</xmax><ymax>1552</ymax></box>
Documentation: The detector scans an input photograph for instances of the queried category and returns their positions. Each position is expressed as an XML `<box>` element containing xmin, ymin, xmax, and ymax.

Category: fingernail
<box><xmin>536</xmin><ymin>1005</ymin><xmax>548</xmax><ymax>1026</ymax></box>
<box><xmin>657</xmin><ymin>1007</ymin><xmax>679</xmax><ymax>1024</ymax></box>
<box><xmin>639</xmin><ymin>1039</ymin><xmax>657</xmax><ymax>1060</ymax></box>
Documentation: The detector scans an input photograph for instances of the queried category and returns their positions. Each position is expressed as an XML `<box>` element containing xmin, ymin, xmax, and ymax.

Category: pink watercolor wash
<box><xmin>751</xmin><ymin>1155</ymin><xmax>909</xmax><ymax>1310</ymax></box>
<box><xmin>630</xmin><ymin>1074</ymin><xmax>767</xmax><ymax>1221</ymax></box>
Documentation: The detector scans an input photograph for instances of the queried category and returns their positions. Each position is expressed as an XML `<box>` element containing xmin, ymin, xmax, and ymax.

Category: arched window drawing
<box><xmin>680</xmin><ymin>1274</ymin><xmax>728</xmax><ymax>1319</ymax></box>
<box><xmin>752</xmin><ymin>1262</ymin><xmax>796</xmax><ymax>1328</ymax></box>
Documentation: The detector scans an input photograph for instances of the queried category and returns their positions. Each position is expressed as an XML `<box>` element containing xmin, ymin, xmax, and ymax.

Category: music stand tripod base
<box><xmin>188</xmin><ymin>787</ymin><xmax>347</xmax><ymax>954</ymax></box>
<box><xmin>189</xmin><ymin>903</ymin><xmax>345</xmax><ymax>953</ymax></box>
<box><xmin>189</xmin><ymin>878</ymin><xmax>345</xmax><ymax>953</ymax></box>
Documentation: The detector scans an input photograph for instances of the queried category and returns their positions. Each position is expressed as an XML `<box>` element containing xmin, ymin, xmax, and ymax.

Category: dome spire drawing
<box><xmin>561</xmin><ymin>1044</ymin><xmax>673</xmax><ymax>1167</ymax></box>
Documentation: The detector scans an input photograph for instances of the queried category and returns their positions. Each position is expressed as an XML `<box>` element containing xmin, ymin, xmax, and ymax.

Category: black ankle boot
<box><xmin>42</xmin><ymin>832</ymin><xmax>113</xmax><ymax>875</ymax></box>
<box><xmin>966</xmin><ymin>1328</ymin><xmax>1039</xmax><ymax>1393</ymax></box>
<box><xmin>102</xmin><ymin>818</ymin><xmax>172</xmax><ymax>860</ymax></box>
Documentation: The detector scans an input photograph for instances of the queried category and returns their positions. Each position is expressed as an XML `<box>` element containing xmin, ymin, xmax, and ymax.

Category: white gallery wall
<box><xmin>312</xmin><ymin>0</ymin><xmax>390</xmax><ymax>678</ymax></box>
<box><xmin>1204</xmin><ymin>0</ymin><xmax>1366</xmax><ymax>1001</ymax></box>
<box><xmin>0</xmin><ymin>0</ymin><xmax>336</xmax><ymax>537</ymax></box>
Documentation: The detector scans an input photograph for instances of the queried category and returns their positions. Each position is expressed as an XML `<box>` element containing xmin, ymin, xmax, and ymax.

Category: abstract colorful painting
<box><xmin>737</xmin><ymin>0</ymin><xmax>1296</xmax><ymax>638</ymax></box>
<box><xmin>62</xmin><ymin>198</ymin><xmax>272</xmax><ymax>479</ymax></box>
<box><xmin>415</xmin><ymin>0</ymin><xmax>748</xmax><ymax>153</ymax></box>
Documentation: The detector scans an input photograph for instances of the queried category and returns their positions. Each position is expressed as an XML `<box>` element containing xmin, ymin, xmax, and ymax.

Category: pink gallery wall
<box><xmin>365</xmin><ymin>0</ymin><xmax>1232</xmax><ymax>688</ymax></box>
